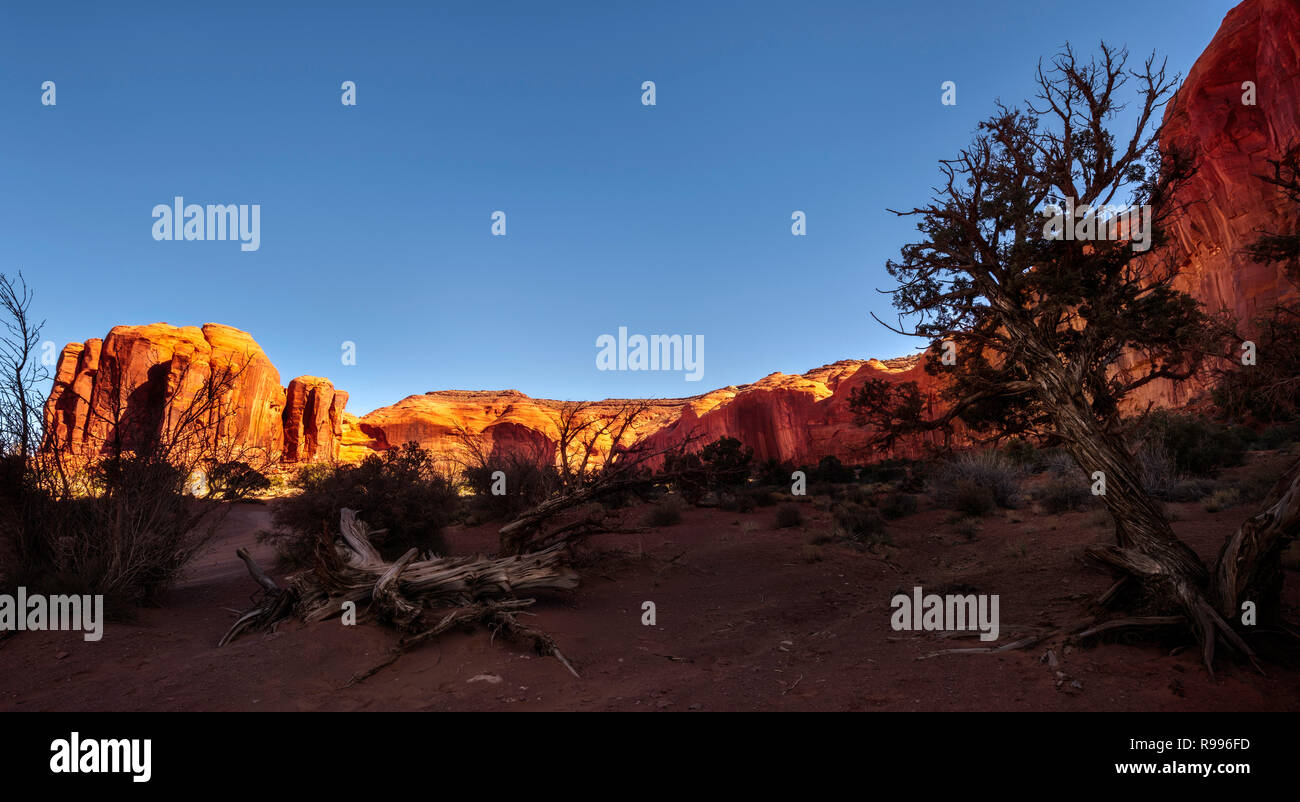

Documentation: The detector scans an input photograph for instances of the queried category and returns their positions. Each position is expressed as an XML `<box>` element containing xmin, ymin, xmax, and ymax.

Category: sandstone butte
<box><xmin>39</xmin><ymin>0</ymin><xmax>1300</xmax><ymax>471</ymax></box>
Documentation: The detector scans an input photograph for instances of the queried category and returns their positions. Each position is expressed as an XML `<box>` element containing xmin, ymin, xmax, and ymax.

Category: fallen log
<box><xmin>222</xmin><ymin>509</ymin><xmax>581</xmax><ymax>679</ymax></box>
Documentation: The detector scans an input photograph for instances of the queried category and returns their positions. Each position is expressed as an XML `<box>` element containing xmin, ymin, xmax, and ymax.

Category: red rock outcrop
<box><xmin>42</xmin><ymin>324</ymin><xmax>349</xmax><ymax>466</ymax></box>
<box><xmin>353</xmin><ymin>357</ymin><xmax>950</xmax><ymax>468</ymax></box>
<box><xmin>1163</xmin><ymin>0</ymin><xmax>1300</xmax><ymax>324</ymax></box>
<box><xmin>1120</xmin><ymin>0</ymin><xmax>1300</xmax><ymax>408</ymax></box>
<box><xmin>283</xmin><ymin>377</ymin><xmax>348</xmax><ymax>463</ymax></box>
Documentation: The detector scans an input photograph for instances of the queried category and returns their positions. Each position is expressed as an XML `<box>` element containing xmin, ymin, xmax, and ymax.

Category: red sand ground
<box><xmin>2</xmin><ymin>454</ymin><xmax>1297</xmax><ymax>712</ymax></box>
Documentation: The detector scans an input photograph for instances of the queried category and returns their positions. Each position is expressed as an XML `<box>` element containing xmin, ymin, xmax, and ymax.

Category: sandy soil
<box><xmin>2</xmin><ymin>455</ymin><xmax>1297</xmax><ymax>712</ymax></box>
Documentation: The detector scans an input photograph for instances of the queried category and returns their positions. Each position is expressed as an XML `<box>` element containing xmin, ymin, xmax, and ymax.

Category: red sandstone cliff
<box><xmin>43</xmin><ymin>324</ymin><xmax>347</xmax><ymax>466</ymax></box>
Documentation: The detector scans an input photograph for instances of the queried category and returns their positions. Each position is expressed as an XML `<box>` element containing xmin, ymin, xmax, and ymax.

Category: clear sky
<box><xmin>1</xmin><ymin>0</ymin><xmax>1235</xmax><ymax>415</ymax></box>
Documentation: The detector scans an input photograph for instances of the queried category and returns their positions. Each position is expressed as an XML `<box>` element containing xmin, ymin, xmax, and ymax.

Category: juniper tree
<box><xmin>853</xmin><ymin>43</ymin><xmax>1300</xmax><ymax>672</ymax></box>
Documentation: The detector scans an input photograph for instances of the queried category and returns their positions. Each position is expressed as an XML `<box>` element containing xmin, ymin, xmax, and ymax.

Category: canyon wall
<box><xmin>43</xmin><ymin>323</ymin><xmax>346</xmax><ymax>466</ymax></box>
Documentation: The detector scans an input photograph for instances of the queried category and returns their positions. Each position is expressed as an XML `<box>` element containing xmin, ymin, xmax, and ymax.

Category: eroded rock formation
<box><xmin>43</xmin><ymin>323</ymin><xmax>347</xmax><ymax>466</ymax></box>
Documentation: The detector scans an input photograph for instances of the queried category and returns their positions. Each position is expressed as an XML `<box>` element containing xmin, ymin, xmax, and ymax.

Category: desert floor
<box><xmin>3</xmin><ymin>453</ymin><xmax>1298</xmax><ymax>712</ymax></box>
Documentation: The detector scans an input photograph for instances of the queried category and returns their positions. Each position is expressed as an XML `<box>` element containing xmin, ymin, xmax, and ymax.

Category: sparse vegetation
<box><xmin>1203</xmin><ymin>487</ymin><xmax>1243</xmax><ymax>513</ymax></box>
<box><xmin>832</xmin><ymin>501</ymin><xmax>887</xmax><ymax>543</ymax></box>
<box><xmin>642</xmin><ymin>496</ymin><xmax>684</xmax><ymax>527</ymax></box>
<box><xmin>205</xmin><ymin>460</ymin><xmax>271</xmax><ymax>501</ymax></box>
<box><xmin>878</xmin><ymin>492</ymin><xmax>919</xmax><ymax>520</ymax></box>
<box><xmin>1038</xmin><ymin>474</ymin><xmax>1095</xmax><ymax>513</ymax></box>
<box><xmin>265</xmin><ymin>442</ymin><xmax>458</xmax><ymax>565</ymax></box>
<box><xmin>775</xmin><ymin>503</ymin><xmax>804</xmax><ymax>529</ymax></box>
<box><xmin>930</xmin><ymin>450</ymin><xmax>1024</xmax><ymax>511</ymax></box>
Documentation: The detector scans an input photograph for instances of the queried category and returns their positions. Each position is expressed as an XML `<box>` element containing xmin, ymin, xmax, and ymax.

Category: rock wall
<box><xmin>42</xmin><ymin>323</ymin><xmax>346</xmax><ymax>465</ymax></box>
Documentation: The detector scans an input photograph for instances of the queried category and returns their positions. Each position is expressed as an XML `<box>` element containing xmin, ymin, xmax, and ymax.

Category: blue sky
<box><xmin>1</xmin><ymin>0</ymin><xmax>1234</xmax><ymax>415</ymax></box>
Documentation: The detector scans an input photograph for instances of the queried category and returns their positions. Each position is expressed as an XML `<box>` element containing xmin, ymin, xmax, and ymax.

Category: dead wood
<box><xmin>223</xmin><ymin>509</ymin><xmax>581</xmax><ymax>679</ymax></box>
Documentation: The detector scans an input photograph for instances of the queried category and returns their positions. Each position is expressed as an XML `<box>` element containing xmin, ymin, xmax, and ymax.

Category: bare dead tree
<box><xmin>498</xmin><ymin>400</ymin><xmax>689</xmax><ymax>554</ymax></box>
<box><xmin>0</xmin><ymin>273</ymin><xmax>47</xmax><ymax>461</ymax></box>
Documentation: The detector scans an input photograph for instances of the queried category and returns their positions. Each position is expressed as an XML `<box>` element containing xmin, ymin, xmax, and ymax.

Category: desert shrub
<box><xmin>878</xmin><ymin>492</ymin><xmax>919</xmax><ymax>520</ymax></box>
<box><xmin>800</xmin><ymin>544</ymin><xmax>824</xmax><ymax>563</ymax></box>
<box><xmin>1138</xmin><ymin>411</ymin><xmax>1249</xmax><ymax>477</ymax></box>
<box><xmin>463</xmin><ymin>455</ymin><xmax>560</xmax><ymax>519</ymax></box>
<box><xmin>1038</xmin><ymin>474</ymin><xmax>1095</xmax><ymax>513</ymax></box>
<box><xmin>661</xmin><ymin>450</ymin><xmax>705</xmax><ymax>503</ymax></box>
<box><xmin>841</xmin><ymin>485</ymin><xmax>874</xmax><ymax>506</ymax></box>
<box><xmin>930</xmin><ymin>450</ymin><xmax>1024</xmax><ymax>511</ymax></box>
<box><xmin>719</xmin><ymin>491</ymin><xmax>754</xmax><ymax>513</ymax></box>
<box><xmin>753</xmin><ymin>458</ymin><xmax>796</xmax><ymax>487</ymax></box>
<box><xmin>832</xmin><ymin>501</ymin><xmax>886</xmax><ymax>542</ymax></box>
<box><xmin>1203</xmin><ymin>487</ymin><xmax>1243</xmax><ymax>513</ymax></box>
<box><xmin>749</xmin><ymin>488</ymin><xmax>778</xmax><ymax>507</ymax></box>
<box><xmin>1212</xmin><ymin>306</ymin><xmax>1300</xmax><ymax>422</ymax></box>
<box><xmin>700</xmin><ymin>437</ymin><xmax>753</xmax><ymax>490</ymax></box>
<box><xmin>1135</xmin><ymin>443</ymin><xmax>1217</xmax><ymax>502</ymax></box>
<box><xmin>1136</xmin><ymin>442</ymin><xmax>1178</xmax><ymax>499</ymax></box>
<box><xmin>8</xmin><ymin>455</ymin><xmax>220</xmax><ymax>607</ymax></box>
<box><xmin>270</xmin><ymin>442</ymin><xmax>458</xmax><ymax>563</ymax></box>
<box><xmin>1258</xmin><ymin>420</ymin><xmax>1300</xmax><ymax>450</ymax></box>
<box><xmin>1001</xmin><ymin>437</ymin><xmax>1038</xmax><ymax>469</ymax></box>
<box><xmin>858</xmin><ymin>458</ymin><xmax>913</xmax><ymax>484</ymax></box>
<box><xmin>663</xmin><ymin>437</ymin><xmax>754</xmax><ymax>502</ymax></box>
<box><xmin>810</xmin><ymin>455</ymin><xmax>856</xmax><ymax>485</ymax></box>
<box><xmin>206</xmin><ymin>460</ymin><xmax>271</xmax><ymax>501</ymax></box>
<box><xmin>953</xmin><ymin>480</ymin><xmax>996</xmax><ymax>517</ymax></box>
<box><xmin>643</xmin><ymin>496</ymin><xmax>684</xmax><ymax>527</ymax></box>
<box><xmin>775</xmin><ymin>503</ymin><xmax>804</xmax><ymax>529</ymax></box>
<box><xmin>1041</xmin><ymin>450</ymin><xmax>1077</xmax><ymax>477</ymax></box>
<box><xmin>1164</xmin><ymin>478</ymin><xmax>1218</xmax><ymax>503</ymax></box>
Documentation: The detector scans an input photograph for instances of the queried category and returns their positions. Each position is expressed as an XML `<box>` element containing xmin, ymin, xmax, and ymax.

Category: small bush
<box><xmin>1258</xmin><ymin>421</ymin><xmax>1300</xmax><ymax>450</ymax></box>
<box><xmin>952</xmin><ymin>517</ymin><xmax>982</xmax><ymax>539</ymax></box>
<box><xmin>206</xmin><ymin>460</ymin><xmax>271</xmax><ymax>501</ymax></box>
<box><xmin>1139</xmin><ymin>412</ymin><xmax>1249</xmax><ymax>477</ymax></box>
<box><xmin>463</xmin><ymin>455</ymin><xmax>560</xmax><ymax>519</ymax></box>
<box><xmin>269</xmin><ymin>442</ymin><xmax>458</xmax><ymax>564</ymax></box>
<box><xmin>1203</xmin><ymin>487</ymin><xmax>1243</xmax><ymax>513</ymax></box>
<box><xmin>1136</xmin><ymin>443</ymin><xmax>1178</xmax><ymax>499</ymax></box>
<box><xmin>879</xmin><ymin>492</ymin><xmax>919</xmax><ymax>520</ymax></box>
<box><xmin>810</xmin><ymin>455</ymin><xmax>856</xmax><ymax>485</ymax></box>
<box><xmin>800</xmin><ymin>544</ymin><xmax>824</xmax><ymax>563</ymax></box>
<box><xmin>775</xmin><ymin>503</ymin><xmax>804</xmax><ymax>529</ymax></box>
<box><xmin>1001</xmin><ymin>438</ymin><xmax>1038</xmax><ymax>469</ymax></box>
<box><xmin>9</xmin><ymin>456</ymin><xmax>220</xmax><ymax>607</ymax></box>
<box><xmin>858</xmin><ymin>458</ymin><xmax>914</xmax><ymax>484</ymax></box>
<box><xmin>832</xmin><ymin>501</ymin><xmax>886</xmax><ymax>542</ymax></box>
<box><xmin>643</xmin><ymin>497</ymin><xmax>684</xmax><ymax>527</ymax></box>
<box><xmin>1041</xmin><ymin>450</ymin><xmax>1078</xmax><ymax>477</ymax></box>
<box><xmin>930</xmin><ymin>450</ymin><xmax>1024</xmax><ymax>510</ymax></box>
<box><xmin>753</xmin><ymin>458</ymin><xmax>797</xmax><ymax>487</ymax></box>
<box><xmin>953</xmin><ymin>480</ymin><xmax>996</xmax><ymax>517</ymax></box>
<box><xmin>1038</xmin><ymin>475</ymin><xmax>1094</xmax><ymax>513</ymax></box>
<box><xmin>720</xmin><ymin>491</ymin><xmax>755</xmax><ymax>513</ymax></box>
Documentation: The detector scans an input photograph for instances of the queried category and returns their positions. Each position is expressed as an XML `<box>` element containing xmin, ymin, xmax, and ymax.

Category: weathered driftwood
<box><xmin>222</xmin><ymin>509</ymin><xmax>581</xmax><ymax>679</ymax></box>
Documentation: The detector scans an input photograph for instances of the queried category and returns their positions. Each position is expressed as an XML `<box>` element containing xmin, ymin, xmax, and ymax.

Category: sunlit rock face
<box><xmin>42</xmin><ymin>324</ymin><xmax>347</xmax><ymax>466</ymax></box>
<box><xmin>1124</xmin><ymin>0</ymin><xmax>1300</xmax><ymax>409</ymax></box>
